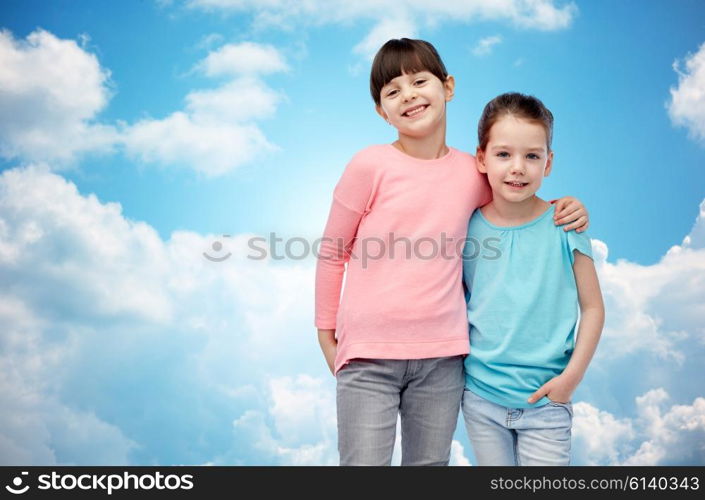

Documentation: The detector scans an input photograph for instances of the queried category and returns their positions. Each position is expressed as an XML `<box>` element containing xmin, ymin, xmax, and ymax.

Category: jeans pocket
<box><xmin>336</xmin><ymin>358</ymin><xmax>365</xmax><ymax>377</ymax></box>
<box><xmin>548</xmin><ymin>400</ymin><xmax>573</xmax><ymax>418</ymax></box>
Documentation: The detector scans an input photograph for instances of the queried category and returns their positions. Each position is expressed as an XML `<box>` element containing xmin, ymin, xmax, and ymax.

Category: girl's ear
<box><xmin>444</xmin><ymin>75</ymin><xmax>455</xmax><ymax>102</ymax></box>
<box><xmin>544</xmin><ymin>150</ymin><xmax>554</xmax><ymax>177</ymax></box>
<box><xmin>375</xmin><ymin>105</ymin><xmax>389</xmax><ymax>123</ymax></box>
<box><xmin>476</xmin><ymin>147</ymin><xmax>487</xmax><ymax>173</ymax></box>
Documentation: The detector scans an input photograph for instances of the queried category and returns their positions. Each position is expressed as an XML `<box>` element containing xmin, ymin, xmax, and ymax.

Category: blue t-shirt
<box><xmin>462</xmin><ymin>204</ymin><xmax>593</xmax><ymax>408</ymax></box>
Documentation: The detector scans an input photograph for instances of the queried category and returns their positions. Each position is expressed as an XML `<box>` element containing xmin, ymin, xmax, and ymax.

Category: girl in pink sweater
<box><xmin>315</xmin><ymin>38</ymin><xmax>588</xmax><ymax>466</ymax></box>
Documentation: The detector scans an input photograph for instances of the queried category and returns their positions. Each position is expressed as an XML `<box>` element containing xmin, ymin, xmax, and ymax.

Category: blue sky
<box><xmin>1</xmin><ymin>0</ymin><xmax>704</xmax><ymax>465</ymax></box>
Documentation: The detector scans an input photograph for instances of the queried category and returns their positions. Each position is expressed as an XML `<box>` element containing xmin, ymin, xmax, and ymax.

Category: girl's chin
<box><xmin>398</xmin><ymin>127</ymin><xmax>437</xmax><ymax>139</ymax></box>
<box><xmin>493</xmin><ymin>190</ymin><xmax>538</xmax><ymax>203</ymax></box>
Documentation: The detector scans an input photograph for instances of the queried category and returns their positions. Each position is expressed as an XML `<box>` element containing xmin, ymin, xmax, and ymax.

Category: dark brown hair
<box><xmin>477</xmin><ymin>92</ymin><xmax>554</xmax><ymax>151</ymax></box>
<box><xmin>370</xmin><ymin>38</ymin><xmax>448</xmax><ymax>106</ymax></box>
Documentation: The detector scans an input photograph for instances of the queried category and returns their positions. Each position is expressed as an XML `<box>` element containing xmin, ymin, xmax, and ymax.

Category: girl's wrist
<box><xmin>560</xmin><ymin>369</ymin><xmax>583</xmax><ymax>386</ymax></box>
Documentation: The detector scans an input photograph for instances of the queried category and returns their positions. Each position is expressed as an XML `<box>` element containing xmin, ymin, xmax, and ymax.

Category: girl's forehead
<box><xmin>488</xmin><ymin>115</ymin><xmax>548</xmax><ymax>144</ymax></box>
<box><xmin>493</xmin><ymin>114</ymin><xmax>544</xmax><ymax>131</ymax></box>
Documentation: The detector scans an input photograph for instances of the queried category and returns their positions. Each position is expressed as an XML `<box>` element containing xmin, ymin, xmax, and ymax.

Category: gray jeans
<box><xmin>336</xmin><ymin>355</ymin><xmax>465</xmax><ymax>466</ymax></box>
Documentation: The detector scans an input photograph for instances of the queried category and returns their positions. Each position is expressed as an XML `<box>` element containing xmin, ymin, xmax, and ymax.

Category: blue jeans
<box><xmin>336</xmin><ymin>356</ymin><xmax>465</xmax><ymax>466</ymax></box>
<box><xmin>461</xmin><ymin>389</ymin><xmax>572</xmax><ymax>466</ymax></box>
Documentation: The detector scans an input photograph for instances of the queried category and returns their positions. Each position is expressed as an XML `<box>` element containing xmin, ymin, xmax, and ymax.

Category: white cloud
<box><xmin>450</xmin><ymin>440</ymin><xmax>472</xmax><ymax>466</ymax></box>
<box><xmin>185</xmin><ymin>0</ymin><xmax>577</xmax><ymax>29</ymax></box>
<box><xmin>680</xmin><ymin>198</ymin><xmax>705</xmax><ymax>249</ymax></box>
<box><xmin>0</xmin><ymin>292</ymin><xmax>139</xmax><ymax>465</ymax></box>
<box><xmin>589</xmin><ymin>199</ymin><xmax>705</xmax><ymax>362</ymax></box>
<box><xmin>195</xmin><ymin>33</ymin><xmax>225</xmax><ymax>51</ymax></box>
<box><xmin>472</xmin><ymin>35</ymin><xmax>502</xmax><ymax>56</ymax></box>
<box><xmin>0</xmin><ymin>29</ymin><xmax>117</xmax><ymax>164</ymax></box>
<box><xmin>122</xmin><ymin>42</ymin><xmax>286</xmax><ymax>176</ymax></box>
<box><xmin>510</xmin><ymin>0</ymin><xmax>576</xmax><ymax>30</ymax></box>
<box><xmin>198</xmin><ymin>41</ymin><xmax>289</xmax><ymax>76</ymax></box>
<box><xmin>0</xmin><ymin>381</ymin><xmax>139</xmax><ymax>465</ymax></box>
<box><xmin>668</xmin><ymin>41</ymin><xmax>705</xmax><ymax>143</ymax></box>
<box><xmin>572</xmin><ymin>401</ymin><xmax>636</xmax><ymax>465</ymax></box>
<box><xmin>574</xmin><ymin>390</ymin><xmax>705</xmax><ymax>465</ymax></box>
<box><xmin>352</xmin><ymin>16</ymin><xmax>418</xmax><ymax>61</ymax></box>
<box><xmin>0</xmin><ymin>165</ymin><xmax>318</xmax><ymax>464</ymax></box>
<box><xmin>181</xmin><ymin>0</ymin><xmax>577</xmax><ymax>60</ymax></box>
<box><xmin>391</xmin><ymin>418</ymin><xmax>402</xmax><ymax>465</ymax></box>
<box><xmin>185</xmin><ymin>77</ymin><xmax>283</xmax><ymax>122</ymax></box>
<box><xmin>0</xmin><ymin>29</ymin><xmax>286</xmax><ymax>176</ymax></box>
<box><xmin>268</xmin><ymin>375</ymin><xmax>337</xmax><ymax>448</ymax></box>
<box><xmin>223</xmin><ymin>375</ymin><xmax>338</xmax><ymax>465</ymax></box>
<box><xmin>122</xmin><ymin>112</ymin><xmax>274</xmax><ymax>177</ymax></box>
<box><xmin>625</xmin><ymin>389</ymin><xmax>705</xmax><ymax>465</ymax></box>
<box><xmin>0</xmin><ymin>165</ymin><xmax>174</xmax><ymax>323</ymax></box>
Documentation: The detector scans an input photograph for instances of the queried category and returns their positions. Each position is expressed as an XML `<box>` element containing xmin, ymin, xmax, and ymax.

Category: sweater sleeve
<box><xmin>314</xmin><ymin>154</ymin><xmax>375</xmax><ymax>329</ymax></box>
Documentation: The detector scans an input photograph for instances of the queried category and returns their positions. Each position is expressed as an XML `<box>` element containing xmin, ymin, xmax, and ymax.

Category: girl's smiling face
<box><xmin>375</xmin><ymin>71</ymin><xmax>454</xmax><ymax>138</ymax></box>
<box><xmin>477</xmin><ymin>114</ymin><xmax>554</xmax><ymax>203</ymax></box>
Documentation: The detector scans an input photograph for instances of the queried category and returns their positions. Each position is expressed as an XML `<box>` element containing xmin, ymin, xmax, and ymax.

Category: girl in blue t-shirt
<box><xmin>461</xmin><ymin>92</ymin><xmax>605</xmax><ymax>466</ymax></box>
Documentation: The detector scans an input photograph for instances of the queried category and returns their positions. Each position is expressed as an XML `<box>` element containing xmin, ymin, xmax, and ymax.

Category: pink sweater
<box><xmin>315</xmin><ymin>144</ymin><xmax>491</xmax><ymax>374</ymax></box>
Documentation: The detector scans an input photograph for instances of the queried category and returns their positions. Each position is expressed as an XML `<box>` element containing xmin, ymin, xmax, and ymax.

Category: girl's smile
<box><xmin>402</xmin><ymin>103</ymin><xmax>429</xmax><ymax>118</ymax></box>
<box><xmin>504</xmin><ymin>180</ymin><xmax>529</xmax><ymax>189</ymax></box>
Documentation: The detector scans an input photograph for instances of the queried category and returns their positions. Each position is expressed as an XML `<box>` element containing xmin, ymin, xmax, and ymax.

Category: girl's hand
<box><xmin>318</xmin><ymin>329</ymin><xmax>338</xmax><ymax>376</ymax></box>
<box><xmin>552</xmin><ymin>196</ymin><xmax>589</xmax><ymax>232</ymax></box>
<box><xmin>527</xmin><ymin>374</ymin><xmax>579</xmax><ymax>404</ymax></box>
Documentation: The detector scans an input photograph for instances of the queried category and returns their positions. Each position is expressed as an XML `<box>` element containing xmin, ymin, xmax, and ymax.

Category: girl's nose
<box><xmin>509</xmin><ymin>160</ymin><xmax>526</xmax><ymax>175</ymax></box>
<box><xmin>402</xmin><ymin>87</ymin><xmax>417</xmax><ymax>102</ymax></box>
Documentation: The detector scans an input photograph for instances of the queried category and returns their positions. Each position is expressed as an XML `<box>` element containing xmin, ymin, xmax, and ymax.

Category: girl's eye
<box><xmin>414</xmin><ymin>79</ymin><xmax>427</xmax><ymax>85</ymax></box>
<box><xmin>527</xmin><ymin>153</ymin><xmax>541</xmax><ymax>160</ymax></box>
<box><xmin>386</xmin><ymin>89</ymin><xmax>398</xmax><ymax>97</ymax></box>
<box><xmin>496</xmin><ymin>152</ymin><xmax>509</xmax><ymax>158</ymax></box>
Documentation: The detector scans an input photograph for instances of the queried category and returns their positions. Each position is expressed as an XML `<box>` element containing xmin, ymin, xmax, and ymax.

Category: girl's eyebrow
<box><xmin>490</xmin><ymin>144</ymin><xmax>545</xmax><ymax>151</ymax></box>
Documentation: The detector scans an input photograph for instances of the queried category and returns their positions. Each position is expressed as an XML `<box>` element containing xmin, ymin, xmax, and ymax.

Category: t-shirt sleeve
<box><xmin>566</xmin><ymin>229</ymin><xmax>593</xmax><ymax>265</ymax></box>
<box><xmin>314</xmin><ymin>154</ymin><xmax>375</xmax><ymax>329</ymax></box>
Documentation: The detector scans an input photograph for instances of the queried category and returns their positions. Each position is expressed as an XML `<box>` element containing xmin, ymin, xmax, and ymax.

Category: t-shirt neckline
<box><xmin>385</xmin><ymin>143</ymin><xmax>455</xmax><ymax>165</ymax></box>
<box><xmin>477</xmin><ymin>204</ymin><xmax>555</xmax><ymax>231</ymax></box>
